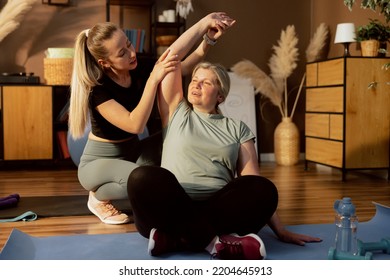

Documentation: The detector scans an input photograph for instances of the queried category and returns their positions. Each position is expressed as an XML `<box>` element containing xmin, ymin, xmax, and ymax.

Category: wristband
<box><xmin>203</xmin><ymin>33</ymin><xmax>217</xmax><ymax>46</ymax></box>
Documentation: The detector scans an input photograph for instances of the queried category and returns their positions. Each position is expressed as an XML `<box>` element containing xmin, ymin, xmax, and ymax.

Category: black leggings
<box><xmin>127</xmin><ymin>166</ymin><xmax>278</xmax><ymax>251</ymax></box>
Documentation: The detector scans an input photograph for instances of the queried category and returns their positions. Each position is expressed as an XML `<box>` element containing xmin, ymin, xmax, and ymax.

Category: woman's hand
<box><xmin>204</xmin><ymin>12</ymin><xmax>236</xmax><ymax>41</ymax></box>
<box><xmin>276</xmin><ymin>228</ymin><xmax>322</xmax><ymax>246</ymax></box>
<box><xmin>150</xmin><ymin>49</ymin><xmax>179</xmax><ymax>84</ymax></box>
<box><xmin>268</xmin><ymin>212</ymin><xmax>322</xmax><ymax>246</ymax></box>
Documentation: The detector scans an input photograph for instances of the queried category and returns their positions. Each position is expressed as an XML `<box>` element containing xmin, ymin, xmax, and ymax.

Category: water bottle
<box><xmin>333</xmin><ymin>197</ymin><xmax>358</xmax><ymax>255</ymax></box>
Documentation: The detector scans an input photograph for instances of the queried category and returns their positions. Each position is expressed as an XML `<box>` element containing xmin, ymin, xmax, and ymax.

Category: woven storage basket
<box><xmin>274</xmin><ymin>117</ymin><xmax>300</xmax><ymax>166</ymax></box>
<box><xmin>44</xmin><ymin>58</ymin><xmax>73</xmax><ymax>85</ymax></box>
<box><xmin>361</xmin><ymin>40</ymin><xmax>380</xmax><ymax>57</ymax></box>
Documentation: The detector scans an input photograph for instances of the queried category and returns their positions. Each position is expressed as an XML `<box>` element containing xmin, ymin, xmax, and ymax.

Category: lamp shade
<box><xmin>334</xmin><ymin>23</ymin><xmax>356</xmax><ymax>43</ymax></box>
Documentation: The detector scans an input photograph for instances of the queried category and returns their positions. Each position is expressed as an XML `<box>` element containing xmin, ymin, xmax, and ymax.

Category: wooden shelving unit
<box><xmin>106</xmin><ymin>0</ymin><xmax>185</xmax><ymax>56</ymax></box>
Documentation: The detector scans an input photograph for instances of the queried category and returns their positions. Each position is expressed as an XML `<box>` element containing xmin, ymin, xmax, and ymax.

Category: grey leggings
<box><xmin>78</xmin><ymin>136</ymin><xmax>140</xmax><ymax>200</ymax></box>
<box><xmin>78</xmin><ymin>133</ymin><xmax>162</xmax><ymax>201</ymax></box>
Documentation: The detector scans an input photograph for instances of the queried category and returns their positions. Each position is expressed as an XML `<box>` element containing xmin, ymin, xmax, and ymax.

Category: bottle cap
<box><xmin>334</xmin><ymin>197</ymin><xmax>356</xmax><ymax>216</ymax></box>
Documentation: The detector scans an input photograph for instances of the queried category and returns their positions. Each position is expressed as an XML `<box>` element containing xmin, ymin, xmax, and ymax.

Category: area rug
<box><xmin>0</xmin><ymin>196</ymin><xmax>131</xmax><ymax>220</ymax></box>
<box><xmin>0</xmin><ymin>202</ymin><xmax>389</xmax><ymax>260</ymax></box>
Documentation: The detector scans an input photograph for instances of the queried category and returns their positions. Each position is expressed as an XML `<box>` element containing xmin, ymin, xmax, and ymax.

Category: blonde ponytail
<box><xmin>68</xmin><ymin>23</ymin><xmax>119</xmax><ymax>139</ymax></box>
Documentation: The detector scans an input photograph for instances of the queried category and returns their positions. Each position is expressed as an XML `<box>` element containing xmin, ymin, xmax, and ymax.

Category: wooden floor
<box><xmin>0</xmin><ymin>161</ymin><xmax>389</xmax><ymax>251</ymax></box>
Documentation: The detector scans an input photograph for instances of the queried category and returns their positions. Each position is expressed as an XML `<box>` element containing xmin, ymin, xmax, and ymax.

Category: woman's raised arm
<box><xmin>157</xmin><ymin>12</ymin><xmax>236</xmax><ymax>127</ymax></box>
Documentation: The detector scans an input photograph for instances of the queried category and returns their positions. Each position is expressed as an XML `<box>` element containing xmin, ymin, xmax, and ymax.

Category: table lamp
<box><xmin>334</xmin><ymin>23</ymin><xmax>356</xmax><ymax>56</ymax></box>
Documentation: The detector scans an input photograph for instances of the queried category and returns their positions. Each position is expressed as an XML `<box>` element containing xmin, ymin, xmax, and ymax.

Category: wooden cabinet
<box><xmin>1</xmin><ymin>86</ymin><xmax>53</xmax><ymax>160</ymax></box>
<box><xmin>305</xmin><ymin>57</ymin><xmax>390</xmax><ymax>180</ymax></box>
<box><xmin>0</xmin><ymin>85</ymin><xmax>69</xmax><ymax>162</ymax></box>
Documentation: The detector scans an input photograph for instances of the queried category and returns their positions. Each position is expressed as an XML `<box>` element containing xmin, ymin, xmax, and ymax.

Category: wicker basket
<box><xmin>361</xmin><ymin>40</ymin><xmax>380</xmax><ymax>57</ymax></box>
<box><xmin>274</xmin><ymin>117</ymin><xmax>300</xmax><ymax>166</ymax></box>
<box><xmin>44</xmin><ymin>58</ymin><xmax>73</xmax><ymax>85</ymax></box>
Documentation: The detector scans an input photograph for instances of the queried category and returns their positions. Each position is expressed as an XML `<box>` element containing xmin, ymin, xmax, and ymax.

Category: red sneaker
<box><xmin>214</xmin><ymin>233</ymin><xmax>266</xmax><ymax>260</ymax></box>
<box><xmin>148</xmin><ymin>228</ymin><xmax>180</xmax><ymax>256</ymax></box>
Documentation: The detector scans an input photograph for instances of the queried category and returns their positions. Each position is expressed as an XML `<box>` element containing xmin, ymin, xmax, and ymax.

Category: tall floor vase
<box><xmin>274</xmin><ymin>117</ymin><xmax>299</xmax><ymax>166</ymax></box>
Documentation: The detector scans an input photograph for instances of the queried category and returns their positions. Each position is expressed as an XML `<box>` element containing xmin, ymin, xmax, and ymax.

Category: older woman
<box><xmin>127</xmin><ymin>15</ymin><xmax>321</xmax><ymax>259</ymax></box>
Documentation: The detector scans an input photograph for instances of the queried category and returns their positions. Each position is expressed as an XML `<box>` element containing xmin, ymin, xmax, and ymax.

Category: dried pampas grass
<box><xmin>231</xmin><ymin>60</ymin><xmax>283</xmax><ymax>116</ymax></box>
<box><xmin>306</xmin><ymin>23</ymin><xmax>329</xmax><ymax>62</ymax></box>
<box><xmin>269</xmin><ymin>25</ymin><xmax>299</xmax><ymax>81</ymax></box>
<box><xmin>232</xmin><ymin>25</ymin><xmax>299</xmax><ymax>118</ymax></box>
<box><xmin>232</xmin><ymin>23</ymin><xmax>329</xmax><ymax>119</ymax></box>
<box><xmin>0</xmin><ymin>0</ymin><xmax>37</xmax><ymax>43</ymax></box>
<box><xmin>269</xmin><ymin>25</ymin><xmax>299</xmax><ymax>117</ymax></box>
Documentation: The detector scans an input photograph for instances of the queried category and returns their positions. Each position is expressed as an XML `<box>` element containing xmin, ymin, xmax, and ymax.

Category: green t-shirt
<box><xmin>161</xmin><ymin>101</ymin><xmax>255</xmax><ymax>200</ymax></box>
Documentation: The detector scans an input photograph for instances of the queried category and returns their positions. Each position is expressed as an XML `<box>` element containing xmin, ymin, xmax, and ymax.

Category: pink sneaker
<box><xmin>213</xmin><ymin>233</ymin><xmax>266</xmax><ymax>260</ymax></box>
<box><xmin>87</xmin><ymin>191</ymin><xmax>130</xmax><ymax>225</ymax></box>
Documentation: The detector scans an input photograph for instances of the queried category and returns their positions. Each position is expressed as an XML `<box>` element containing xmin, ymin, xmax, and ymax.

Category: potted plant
<box><xmin>356</xmin><ymin>19</ymin><xmax>390</xmax><ymax>56</ymax></box>
<box><xmin>344</xmin><ymin>0</ymin><xmax>390</xmax><ymax>22</ymax></box>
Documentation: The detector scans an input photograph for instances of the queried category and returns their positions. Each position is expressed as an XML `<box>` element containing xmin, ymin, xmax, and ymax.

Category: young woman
<box><xmin>68</xmin><ymin>13</ymin><xmax>235</xmax><ymax>225</ymax></box>
<box><xmin>127</xmin><ymin>23</ymin><xmax>322</xmax><ymax>259</ymax></box>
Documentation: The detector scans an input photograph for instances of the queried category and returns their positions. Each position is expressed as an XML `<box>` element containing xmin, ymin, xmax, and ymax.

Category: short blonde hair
<box><xmin>191</xmin><ymin>62</ymin><xmax>230</xmax><ymax>114</ymax></box>
<box><xmin>192</xmin><ymin>62</ymin><xmax>230</xmax><ymax>100</ymax></box>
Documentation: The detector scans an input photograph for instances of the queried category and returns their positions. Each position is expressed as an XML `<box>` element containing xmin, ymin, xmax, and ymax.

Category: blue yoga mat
<box><xmin>1</xmin><ymin>202</ymin><xmax>389</xmax><ymax>260</ymax></box>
